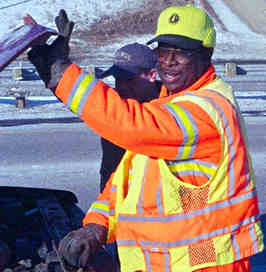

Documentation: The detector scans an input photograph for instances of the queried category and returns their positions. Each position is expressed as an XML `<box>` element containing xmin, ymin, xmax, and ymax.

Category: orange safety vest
<box><xmin>55</xmin><ymin>65</ymin><xmax>264</xmax><ymax>272</ymax></box>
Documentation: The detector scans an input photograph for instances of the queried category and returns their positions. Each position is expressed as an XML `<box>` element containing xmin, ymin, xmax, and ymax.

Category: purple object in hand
<box><xmin>0</xmin><ymin>23</ymin><xmax>57</xmax><ymax>72</ymax></box>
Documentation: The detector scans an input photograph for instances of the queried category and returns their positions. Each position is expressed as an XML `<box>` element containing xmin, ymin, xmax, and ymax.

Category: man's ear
<box><xmin>148</xmin><ymin>68</ymin><xmax>157</xmax><ymax>83</ymax></box>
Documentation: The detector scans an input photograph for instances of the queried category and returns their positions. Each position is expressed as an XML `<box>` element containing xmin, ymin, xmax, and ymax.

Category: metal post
<box><xmin>225</xmin><ymin>62</ymin><xmax>237</xmax><ymax>77</ymax></box>
<box><xmin>16</xmin><ymin>96</ymin><xmax>26</xmax><ymax>109</ymax></box>
<box><xmin>8</xmin><ymin>88</ymin><xmax>28</xmax><ymax>109</ymax></box>
<box><xmin>12</xmin><ymin>67</ymin><xmax>23</xmax><ymax>81</ymax></box>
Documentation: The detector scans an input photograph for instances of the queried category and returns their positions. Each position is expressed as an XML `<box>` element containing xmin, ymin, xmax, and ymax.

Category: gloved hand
<box><xmin>55</xmin><ymin>9</ymin><xmax>74</xmax><ymax>43</ymax></box>
<box><xmin>58</xmin><ymin>223</ymin><xmax>108</xmax><ymax>271</ymax></box>
<box><xmin>27</xmin><ymin>9</ymin><xmax>74</xmax><ymax>89</ymax></box>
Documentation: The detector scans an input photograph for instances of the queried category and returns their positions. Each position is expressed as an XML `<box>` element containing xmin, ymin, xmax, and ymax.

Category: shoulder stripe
<box><xmin>77</xmin><ymin>77</ymin><xmax>99</xmax><ymax>115</ymax></box>
<box><xmin>164</xmin><ymin>103</ymin><xmax>198</xmax><ymax>160</ymax></box>
<box><xmin>66</xmin><ymin>73</ymin><xmax>98</xmax><ymax>114</ymax></box>
<box><xmin>67</xmin><ymin>71</ymin><xmax>87</xmax><ymax>109</ymax></box>
<box><xmin>88</xmin><ymin>200</ymin><xmax>109</xmax><ymax>217</ymax></box>
<box><xmin>192</xmin><ymin>93</ymin><xmax>235</xmax><ymax>196</ymax></box>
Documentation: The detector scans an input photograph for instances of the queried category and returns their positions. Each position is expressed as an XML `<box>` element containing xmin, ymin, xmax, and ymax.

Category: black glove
<box><xmin>58</xmin><ymin>224</ymin><xmax>108</xmax><ymax>271</ymax></box>
<box><xmin>27</xmin><ymin>9</ymin><xmax>74</xmax><ymax>89</ymax></box>
<box><xmin>55</xmin><ymin>9</ymin><xmax>74</xmax><ymax>43</ymax></box>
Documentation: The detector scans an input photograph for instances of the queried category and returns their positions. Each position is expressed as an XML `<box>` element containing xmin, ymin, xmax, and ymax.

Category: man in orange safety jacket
<box><xmin>27</xmin><ymin>5</ymin><xmax>264</xmax><ymax>272</ymax></box>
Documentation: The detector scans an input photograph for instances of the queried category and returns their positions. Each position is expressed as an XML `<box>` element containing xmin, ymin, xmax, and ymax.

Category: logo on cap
<box><xmin>115</xmin><ymin>51</ymin><xmax>132</xmax><ymax>64</ymax></box>
<box><xmin>169</xmin><ymin>13</ymin><xmax>179</xmax><ymax>24</ymax></box>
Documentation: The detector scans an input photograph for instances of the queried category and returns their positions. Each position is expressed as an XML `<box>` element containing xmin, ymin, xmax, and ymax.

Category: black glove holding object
<box><xmin>27</xmin><ymin>9</ymin><xmax>74</xmax><ymax>89</ymax></box>
<box><xmin>58</xmin><ymin>223</ymin><xmax>108</xmax><ymax>271</ymax></box>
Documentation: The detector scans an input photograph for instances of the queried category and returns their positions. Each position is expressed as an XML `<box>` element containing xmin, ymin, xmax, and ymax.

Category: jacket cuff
<box><xmin>55</xmin><ymin>63</ymin><xmax>83</xmax><ymax>104</ymax></box>
<box><xmin>82</xmin><ymin>211</ymin><xmax>109</xmax><ymax>228</ymax></box>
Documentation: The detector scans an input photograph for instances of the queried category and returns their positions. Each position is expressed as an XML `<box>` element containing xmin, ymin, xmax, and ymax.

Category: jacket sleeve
<box><xmin>82</xmin><ymin>172</ymin><xmax>113</xmax><ymax>228</ymax></box>
<box><xmin>82</xmin><ymin>172</ymin><xmax>118</xmax><ymax>243</ymax></box>
<box><xmin>55</xmin><ymin>64</ymin><xmax>220</xmax><ymax>160</ymax></box>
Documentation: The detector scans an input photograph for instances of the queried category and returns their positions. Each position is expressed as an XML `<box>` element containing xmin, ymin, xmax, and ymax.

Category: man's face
<box><xmin>115</xmin><ymin>71</ymin><xmax>158</xmax><ymax>102</ymax></box>
<box><xmin>156</xmin><ymin>46</ymin><xmax>203</xmax><ymax>94</ymax></box>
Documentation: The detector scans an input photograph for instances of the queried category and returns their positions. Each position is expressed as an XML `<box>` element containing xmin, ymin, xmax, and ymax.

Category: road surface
<box><xmin>0</xmin><ymin>118</ymin><xmax>265</xmax><ymax>215</ymax></box>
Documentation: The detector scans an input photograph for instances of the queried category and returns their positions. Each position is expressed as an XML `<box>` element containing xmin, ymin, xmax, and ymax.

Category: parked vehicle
<box><xmin>0</xmin><ymin>186</ymin><xmax>84</xmax><ymax>268</ymax></box>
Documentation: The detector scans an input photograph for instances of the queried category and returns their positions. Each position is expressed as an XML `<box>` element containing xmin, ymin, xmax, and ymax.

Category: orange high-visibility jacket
<box><xmin>55</xmin><ymin>64</ymin><xmax>264</xmax><ymax>272</ymax></box>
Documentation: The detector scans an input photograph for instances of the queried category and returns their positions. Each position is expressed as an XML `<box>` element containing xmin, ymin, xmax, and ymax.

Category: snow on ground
<box><xmin>208</xmin><ymin>0</ymin><xmax>266</xmax><ymax>60</ymax></box>
<box><xmin>1</xmin><ymin>0</ymin><xmax>266</xmax><ymax>63</ymax></box>
<box><xmin>0</xmin><ymin>0</ymin><xmax>146</xmax><ymax>34</ymax></box>
<box><xmin>0</xmin><ymin>1</ymin><xmax>266</xmax><ymax>163</ymax></box>
<box><xmin>0</xmin><ymin>3</ymin><xmax>266</xmax><ymax>266</ymax></box>
<box><xmin>0</xmin><ymin>0</ymin><xmax>266</xmax><ymax>119</ymax></box>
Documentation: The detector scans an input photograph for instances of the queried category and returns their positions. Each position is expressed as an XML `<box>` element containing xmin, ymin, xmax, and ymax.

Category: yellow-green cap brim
<box><xmin>147</xmin><ymin>34</ymin><xmax>203</xmax><ymax>49</ymax></box>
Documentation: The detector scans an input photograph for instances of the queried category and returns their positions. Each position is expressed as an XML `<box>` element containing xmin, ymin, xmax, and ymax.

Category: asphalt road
<box><xmin>0</xmin><ymin>119</ymin><xmax>265</xmax><ymax>215</ymax></box>
<box><xmin>0</xmin><ymin>122</ymin><xmax>101</xmax><ymax>212</ymax></box>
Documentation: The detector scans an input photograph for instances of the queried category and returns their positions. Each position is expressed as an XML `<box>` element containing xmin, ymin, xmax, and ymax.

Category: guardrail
<box><xmin>6</xmin><ymin>61</ymin><xmax>266</xmax><ymax>108</ymax></box>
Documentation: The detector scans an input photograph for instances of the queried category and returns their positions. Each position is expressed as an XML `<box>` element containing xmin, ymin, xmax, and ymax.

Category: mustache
<box><xmin>157</xmin><ymin>66</ymin><xmax>182</xmax><ymax>74</ymax></box>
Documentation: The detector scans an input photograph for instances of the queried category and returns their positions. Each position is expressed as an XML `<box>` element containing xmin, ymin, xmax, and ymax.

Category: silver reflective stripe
<box><xmin>167</xmin><ymin>159</ymin><xmax>217</xmax><ymax>169</ymax></box>
<box><xmin>94</xmin><ymin>200</ymin><xmax>109</xmax><ymax>206</ymax></box>
<box><xmin>164</xmin><ymin>104</ymin><xmax>185</xmax><ymax>159</ymax></box>
<box><xmin>244</xmin><ymin>158</ymin><xmax>251</xmax><ymax>191</ymax></box>
<box><xmin>89</xmin><ymin>207</ymin><xmax>109</xmax><ymax>217</ymax></box>
<box><xmin>156</xmin><ymin>179</ymin><xmax>163</xmax><ymax>215</ymax></box>
<box><xmin>230</xmin><ymin>215</ymin><xmax>259</xmax><ymax>232</ymax></box>
<box><xmin>66</xmin><ymin>72</ymin><xmax>87</xmax><ymax>108</ymax></box>
<box><xmin>144</xmin><ymin>250</ymin><xmax>151</xmax><ymax>272</ymax></box>
<box><xmin>116</xmin><ymin>240</ymin><xmax>137</xmax><ymax>246</ymax></box>
<box><xmin>137</xmin><ymin>160</ymin><xmax>148</xmax><ymax>215</ymax></box>
<box><xmin>88</xmin><ymin>200</ymin><xmax>109</xmax><ymax>209</ymax></box>
<box><xmin>203</xmin><ymin>95</ymin><xmax>235</xmax><ymax>197</ymax></box>
<box><xmin>77</xmin><ymin>77</ymin><xmax>99</xmax><ymax>115</ymax></box>
<box><xmin>163</xmin><ymin>249</ymin><xmax>170</xmax><ymax>272</ymax></box>
<box><xmin>96</xmin><ymin>200</ymin><xmax>108</xmax><ymax>205</ymax></box>
<box><xmin>232</xmin><ymin>233</ymin><xmax>241</xmax><ymax>260</ymax></box>
<box><xmin>111</xmin><ymin>185</ymin><xmax>117</xmax><ymax>192</ymax></box>
<box><xmin>182</xmin><ymin>106</ymin><xmax>198</xmax><ymax>158</ymax></box>
<box><xmin>110</xmin><ymin>209</ymin><xmax>115</xmax><ymax>216</ymax></box>
<box><xmin>118</xmin><ymin>190</ymin><xmax>257</xmax><ymax>223</ymax></box>
<box><xmin>181</xmin><ymin>107</ymin><xmax>199</xmax><ymax>158</ymax></box>
<box><xmin>188</xmin><ymin>92</ymin><xmax>236</xmax><ymax>197</ymax></box>
<box><xmin>88</xmin><ymin>200</ymin><xmax>109</xmax><ymax>216</ymax></box>
<box><xmin>172</xmin><ymin>169</ymin><xmax>212</xmax><ymax>178</ymax></box>
<box><xmin>164</xmin><ymin>104</ymin><xmax>198</xmax><ymax>160</ymax></box>
<box><xmin>139</xmin><ymin>226</ymin><xmax>229</xmax><ymax>247</ymax></box>
<box><xmin>249</xmin><ymin>224</ymin><xmax>259</xmax><ymax>254</ymax></box>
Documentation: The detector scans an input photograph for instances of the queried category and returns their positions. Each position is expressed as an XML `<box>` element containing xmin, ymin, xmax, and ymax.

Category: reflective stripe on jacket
<box><xmin>55</xmin><ymin>65</ymin><xmax>264</xmax><ymax>272</ymax></box>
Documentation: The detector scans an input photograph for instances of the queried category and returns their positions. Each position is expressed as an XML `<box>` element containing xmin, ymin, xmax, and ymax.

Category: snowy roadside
<box><xmin>0</xmin><ymin>0</ymin><xmax>266</xmax><ymax>121</ymax></box>
<box><xmin>74</xmin><ymin>0</ymin><xmax>266</xmax><ymax>65</ymax></box>
<box><xmin>207</xmin><ymin>0</ymin><xmax>266</xmax><ymax>61</ymax></box>
<box><xmin>222</xmin><ymin>0</ymin><xmax>266</xmax><ymax>35</ymax></box>
<box><xmin>0</xmin><ymin>96</ymin><xmax>70</xmax><ymax>121</ymax></box>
